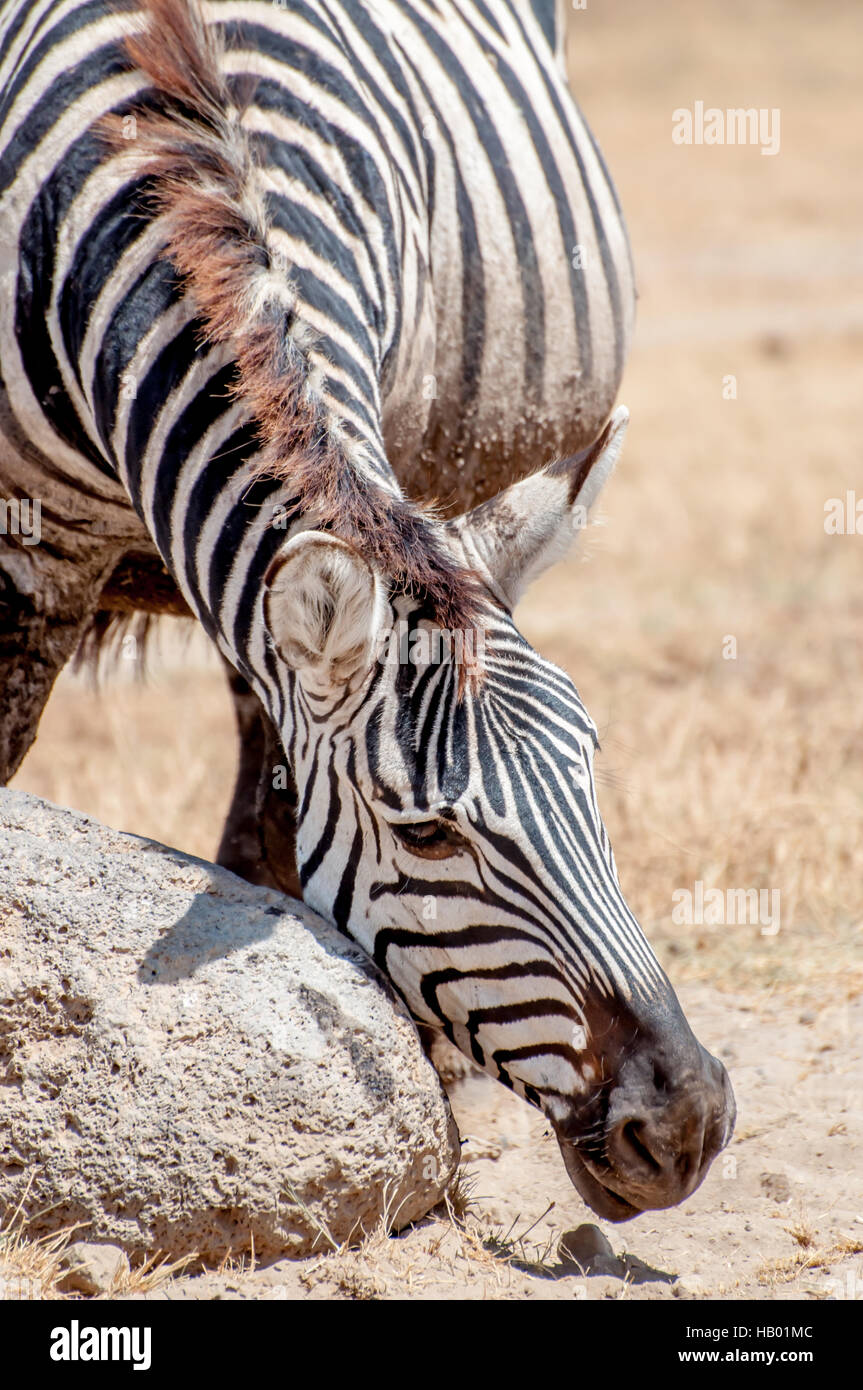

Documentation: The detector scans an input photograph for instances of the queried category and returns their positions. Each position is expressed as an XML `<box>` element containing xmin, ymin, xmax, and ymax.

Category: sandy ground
<box><xmin>5</xmin><ymin>0</ymin><xmax>862</xmax><ymax>1299</ymax></box>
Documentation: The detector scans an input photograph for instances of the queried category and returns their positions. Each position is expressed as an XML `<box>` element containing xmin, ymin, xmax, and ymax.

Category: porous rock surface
<box><xmin>0</xmin><ymin>790</ymin><xmax>458</xmax><ymax>1261</ymax></box>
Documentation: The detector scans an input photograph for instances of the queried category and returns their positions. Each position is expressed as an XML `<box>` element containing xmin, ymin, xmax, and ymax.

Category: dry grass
<box><xmin>440</xmin><ymin>1166</ymin><xmax>480</xmax><ymax>1226</ymax></box>
<box><xmin>784</xmin><ymin>1214</ymin><xmax>817</xmax><ymax>1250</ymax></box>
<box><xmin>288</xmin><ymin>1171</ymin><xmax>576</xmax><ymax>1298</ymax></box>
<box><xmin>298</xmin><ymin>1173</ymin><xmax>469</xmax><ymax>1299</ymax></box>
<box><xmin>0</xmin><ymin>1182</ymin><xmax>79</xmax><ymax>1301</ymax></box>
<box><xmin>479</xmin><ymin>1202</ymin><xmax>560</xmax><ymax>1274</ymax></box>
<box><xmin>106</xmin><ymin>1252</ymin><xmax>198</xmax><ymax>1299</ymax></box>
<box><xmin>0</xmin><ymin>1176</ymin><xmax>195</xmax><ymax>1300</ymax></box>
<box><xmin>757</xmin><ymin>1237</ymin><xmax>863</xmax><ymax>1288</ymax></box>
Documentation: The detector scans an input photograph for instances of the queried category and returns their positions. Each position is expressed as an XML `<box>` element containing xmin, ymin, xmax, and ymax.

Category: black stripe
<box><xmin>299</xmin><ymin>760</ymin><xmax>340</xmax><ymax>888</ymax></box>
<box><xmin>332</xmin><ymin>819</ymin><xmax>362</xmax><ymax>933</ymax></box>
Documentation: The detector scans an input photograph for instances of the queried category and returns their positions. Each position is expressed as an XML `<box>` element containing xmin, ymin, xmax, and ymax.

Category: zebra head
<box><xmin>261</xmin><ymin>409</ymin><xmax>735</xmax><ymax>1221</ymax></box>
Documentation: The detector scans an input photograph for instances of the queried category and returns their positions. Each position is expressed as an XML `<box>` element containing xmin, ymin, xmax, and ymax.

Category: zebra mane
<box><xmin>101</xmin><ymin>0</ymin><xmax>486</xmax><ymax>648</ymax></box>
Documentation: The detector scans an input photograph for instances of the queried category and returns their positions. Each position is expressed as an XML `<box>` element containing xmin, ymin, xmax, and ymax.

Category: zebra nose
<box><xmin>605</xmin><ymin>1044</ymin><xmax>735</xmax><ymax>1205</ymax></box>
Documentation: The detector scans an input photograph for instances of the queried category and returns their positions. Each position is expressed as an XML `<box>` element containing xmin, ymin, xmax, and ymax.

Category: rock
<box><xmin>57</xmin><ymin>1241</ymin><xmax>129</xmax><ymax>1295</ymax></box>
<box><xmin>0</xmin><ymin>791</ymin><xmax>459</xmax><ymax>1262</ymax></box>
<box><xmin>760</xmin><ymin>1171</ymin><xmax>791</xmax><ymax>1202</ymax></box>
<box><xmin>673</xmin><ymin>1274</ymin><xmax>705</xmax><ymax>1298</ymax></box>
<box><xmin>559</xmin><ymin>1224</ymin><xmax>616</xmax><ymax>1271</ymax></box>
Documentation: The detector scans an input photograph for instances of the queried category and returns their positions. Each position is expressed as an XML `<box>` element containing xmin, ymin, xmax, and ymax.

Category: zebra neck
<box><xmin>54</xmin><ymin>213</ymin><xmax>388</xmax><ymax>722</ymax></box>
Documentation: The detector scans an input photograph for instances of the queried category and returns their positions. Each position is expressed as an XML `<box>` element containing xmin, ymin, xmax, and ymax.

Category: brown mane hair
<box><xmin>100</xmin><ymin>0</ymin><xmax>486</xmax><ymax>652</ymax></box>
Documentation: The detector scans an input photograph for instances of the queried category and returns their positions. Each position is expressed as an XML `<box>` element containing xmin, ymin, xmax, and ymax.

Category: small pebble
<box><xmin>673</xmin><ymin>1274</ymin><xmax>705</xmax><ymax>1299</ymax></box>
<box><xmin>58</xmin><ymin>1241</ymin><xmax>129</xmax><ymax>1295</ymax></box>
<box><xmin>559</xmin><ymin>1223</ymin><xmax>615</xmax><ymax>1270</ymax></box>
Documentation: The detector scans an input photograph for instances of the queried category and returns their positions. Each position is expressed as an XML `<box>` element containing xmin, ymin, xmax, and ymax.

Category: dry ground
<box><xmin>5</xmin><ymin>0</ymin><xmax>862</xmax><ymax>1299</ymax></box>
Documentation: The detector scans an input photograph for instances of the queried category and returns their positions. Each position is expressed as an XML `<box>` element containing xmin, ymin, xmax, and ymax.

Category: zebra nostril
<box><xmin>617</xmin><ymin>1118</ymin><xmax>663</xmax><ymax>1177</ymax></box>
<box><xmin>652</xmin><ymin>1061</ymin><xmax>669</xmax><ymax>1094</ymax></box>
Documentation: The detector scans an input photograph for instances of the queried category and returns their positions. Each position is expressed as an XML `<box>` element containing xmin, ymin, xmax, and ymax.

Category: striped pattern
<box><xmin>0</xmin><ymin>0</ymin><xmax>662</xmax><ymax>1119</ymax></box>
<box><xmin>0</xmin><ymin>0</ymin><xmax>635</xmax><ymax>530</ymax></box>
<box><xmin>280</xmin><ymin>597</ymin><xmax>668</xmax><ymax>1109</ymax></box>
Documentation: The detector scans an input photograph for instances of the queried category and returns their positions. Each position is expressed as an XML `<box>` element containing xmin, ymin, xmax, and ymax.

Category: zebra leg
<box><xmin>419</xmin><ymin>1027</ymin><xmax>481</xmax><ymax>1084</ymax></box>
<box><xmin>216</xmin><ymin>659</ymin><xmax>302</xmax><ymax>900</ymax></box>
<box><xmin>0</xmin><ymin>545</ymin><xmax>113</xmax><ymax>783</ymax></box>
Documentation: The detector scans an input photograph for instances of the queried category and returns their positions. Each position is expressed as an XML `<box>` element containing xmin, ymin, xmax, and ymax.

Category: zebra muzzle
<box><xmin>552</xmin><ymin>1033</ymin><xmax>736</xmax><ymax>1221</ymax></box>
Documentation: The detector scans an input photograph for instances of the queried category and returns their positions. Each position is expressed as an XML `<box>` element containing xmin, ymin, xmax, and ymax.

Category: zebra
<box><xmin>0</xmin><ymin>0</ymin><xmax>735</xmax><ymax>1221</ymax></box>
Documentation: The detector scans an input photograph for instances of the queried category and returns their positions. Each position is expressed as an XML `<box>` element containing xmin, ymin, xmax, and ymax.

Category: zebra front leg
<box><xmin>216</xmin><ymin>659</ymin><xmax>302</xmax><ymax>900</ymax></box>
<box><xmin>0</xmin><ymin>543</ymin><xmax>112</xmax><ymax>784</ymax></box>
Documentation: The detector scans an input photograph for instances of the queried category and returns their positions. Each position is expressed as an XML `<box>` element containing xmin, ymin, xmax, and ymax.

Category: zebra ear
<box><xmin>262</xmin><ymin>532</ymin><xmax>389</xmax><ymax>691</ymax></box>
<box><xmin>448</xmin><ymin>407</ymin><xmax>629</xmax><ymax>611</ymax></box>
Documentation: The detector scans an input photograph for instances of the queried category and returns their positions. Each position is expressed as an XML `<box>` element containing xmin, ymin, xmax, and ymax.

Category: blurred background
<box><xmin>12</xmin><ymin>0</ymin><xmax>862</xmax><ymax>1007</ymax></box>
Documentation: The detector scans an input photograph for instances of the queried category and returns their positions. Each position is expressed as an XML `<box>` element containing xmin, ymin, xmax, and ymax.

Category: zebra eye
<box><xmin>393</xmin><ymin>819</ymin><xmax>466</xmax><ymax>859</ymax></box>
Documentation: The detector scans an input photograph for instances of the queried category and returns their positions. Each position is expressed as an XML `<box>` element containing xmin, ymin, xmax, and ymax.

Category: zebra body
<box><xmin>0</xmin><ymin>0</ymin><xmax>733</xmax><ymax>1220</ymax></box>
<box><xmin>0</xmin><ymin>0</ymin><xmax>633</xmax><ymax>525</ymax></box>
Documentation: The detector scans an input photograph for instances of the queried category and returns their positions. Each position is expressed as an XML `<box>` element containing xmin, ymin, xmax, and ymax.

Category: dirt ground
<box><xmin>6</xmin><ymin>0</ymin><xmax>862</xmax><ymax>1299</ymax></box>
